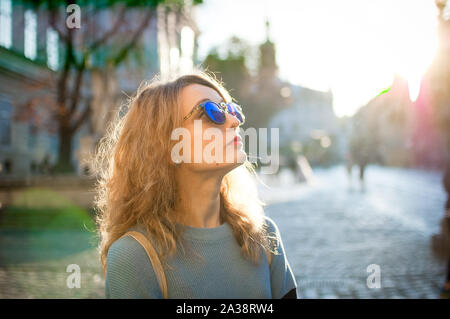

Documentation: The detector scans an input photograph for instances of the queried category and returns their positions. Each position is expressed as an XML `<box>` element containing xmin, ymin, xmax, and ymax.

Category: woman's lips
<box><xmin>233</xmin><ymin>135</ymin><xmax>242</xmax><ymax>145</ymax></box>
<box><xmin>227</xmin><ymin>135</ymin><xmax>242</xmax><ymax>145</ymax></box>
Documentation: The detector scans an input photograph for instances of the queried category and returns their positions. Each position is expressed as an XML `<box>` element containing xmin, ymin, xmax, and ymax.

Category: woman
<box><xmin>94</xmin><ymin>70</ymin><xmax>297</xmax><ymax>298</ymax></box>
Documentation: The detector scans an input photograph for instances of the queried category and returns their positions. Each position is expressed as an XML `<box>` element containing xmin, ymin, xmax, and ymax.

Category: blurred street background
<box><xmin>0</xmin><ymin>0</ymin><xmax>449</xmax><ymax>298</ymax></box>
<box><xmin>261</xmin><ymin>165</ymin><xmax>447</xmax><ymax>298</ymax></box>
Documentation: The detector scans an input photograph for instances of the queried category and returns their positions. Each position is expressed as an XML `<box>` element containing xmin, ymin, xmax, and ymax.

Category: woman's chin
<box><xmin>236</xmin><ymin>149</ymin><xmax>247</xmax><ymax>164</ymax></box>
<box><xmin>211</xmin><ymin>151</ymin><xmax>247</xmax><ymax>170</ymax></box>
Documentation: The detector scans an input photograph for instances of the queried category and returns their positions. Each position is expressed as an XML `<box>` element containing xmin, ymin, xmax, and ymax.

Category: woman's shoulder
<box><xmin>262</xmin><ymin>216</ymin><xmax>283</xmax><ymax>255</ymax></box>
<box><xmin>106</xmin><ymin>225</ymin><xmax>151</xmax><ymax>269</ymax></box>
<box><xmin>263</xmin><ymin>215</ymin><xmax>281</xmax><ymax>235</ymax></box>
<box><xmin>105</xmin><ymin>226</ymin><xmax>162</xmax><ymax>298</ymax></box>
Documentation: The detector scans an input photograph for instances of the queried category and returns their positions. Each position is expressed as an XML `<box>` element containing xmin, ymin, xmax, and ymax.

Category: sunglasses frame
<box><xmin>183</xmin><ymin>100</ymin><xmax>245</xmax><ymax>125</ymax></box>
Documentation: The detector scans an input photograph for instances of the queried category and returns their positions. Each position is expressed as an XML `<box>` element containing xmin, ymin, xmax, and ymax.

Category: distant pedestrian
<box><xmin>345</xmin><ymin>152</ymin><xmax>353</xmax><ymax>179</ymax></box>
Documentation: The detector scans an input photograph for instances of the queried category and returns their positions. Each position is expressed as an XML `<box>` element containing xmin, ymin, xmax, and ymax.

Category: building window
<box><xmin>0</xmin><ymin>0</ymin><xmax>12</xmax><ymax>48</ymax></box>
<box><xmin>46</xmin><ymin>27</ymin><xmax>59</xmax><ymax>70</ymax></box>
<box><xmin>2</xmin><ymin>159</ymin><xmax>12</xmax><ymax>174</ymax></box>
<box><xmin>24</xmin><ymin>9</ymin><xmax>37</xmax><ymax>60</ymax></box>
<box><xmin>0</xmin><ymin>98</ymin><xmax>12</xmax><ymax>146</ymax></box>
<box><xmin>28</xmin><ymin>120</ymin><xmax>38</xmax><ymax>149</ymax></box>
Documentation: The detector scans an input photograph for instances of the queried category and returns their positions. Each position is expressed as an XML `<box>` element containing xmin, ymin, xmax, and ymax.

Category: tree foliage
<box><xmin>16</xmin><ymin>0</ymin><xmax>201</xmax><ymax>173</ymax></box>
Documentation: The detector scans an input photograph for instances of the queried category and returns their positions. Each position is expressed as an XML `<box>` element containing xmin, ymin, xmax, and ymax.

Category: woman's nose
<box><xmin>225</xmin><ymin>112</ymin><xmax>240</xmax><ymax>128</ymax></box>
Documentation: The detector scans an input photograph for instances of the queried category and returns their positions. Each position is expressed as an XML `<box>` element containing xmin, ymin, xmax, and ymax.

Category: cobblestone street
<box><xmin>0</xmin><ymin>164</ymin><xmax>447</xmax><ymax>298</ymax></box>
<box><xmin>260</xmin><ymin>164</ymin><xmax>448</xmax><ymax>299</ymax></box>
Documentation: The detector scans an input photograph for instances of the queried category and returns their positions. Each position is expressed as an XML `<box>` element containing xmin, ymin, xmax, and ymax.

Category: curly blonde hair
<box><xmin>92</xmin><ymin>70</ymin><xmax>274</xmax><ymax>276</ymax></box>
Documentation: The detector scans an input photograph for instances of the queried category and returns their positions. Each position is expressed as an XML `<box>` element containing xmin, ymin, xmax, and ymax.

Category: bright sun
<box><xmin>271</xmin><ymin>0</ymin><xmax>440</xmax><ymax>116</ymax></box>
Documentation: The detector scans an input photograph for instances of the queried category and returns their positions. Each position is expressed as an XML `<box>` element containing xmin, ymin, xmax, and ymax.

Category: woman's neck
<box><xmin>174</xmin><ymin>169</ymin><xmax>224</xmax><ymax>228</ymax></box>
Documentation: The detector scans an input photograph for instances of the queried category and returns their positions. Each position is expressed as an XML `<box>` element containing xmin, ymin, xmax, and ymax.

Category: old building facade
<box><xmin>0</xmin><ymin>1</ymin><xmax>199</xmax><ymax>177</ymax></box>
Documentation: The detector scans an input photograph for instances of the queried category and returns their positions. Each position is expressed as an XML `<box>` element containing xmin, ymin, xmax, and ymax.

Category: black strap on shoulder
<box><xmin>281</xmin><ymin>288</ymin><xmax>297</xmax><ymax>299</ymax></box>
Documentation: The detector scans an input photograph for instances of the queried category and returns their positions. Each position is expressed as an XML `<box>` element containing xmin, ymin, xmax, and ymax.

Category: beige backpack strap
<box><xmin>266</xmin><ymin>250</ymin><xmax>272</xmax><ymax>267</ymax></box>
<box><xmin>120</xmin><ymin>231</ymin><xmax>168</xmax><ymax>299</ymax></box>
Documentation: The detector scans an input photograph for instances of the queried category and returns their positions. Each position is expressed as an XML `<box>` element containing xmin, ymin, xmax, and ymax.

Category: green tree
<box><xmin>246</xmin><ymin>23</ymin><xmax>288</xmax><ymax>129</ymax></box>
<box><xmin>203</xmin><ymin>33</ymin><xmax>289</xmax><ymax>131</ymax></box>
<box><xmin>203</xmin><ymin>36</ymin><xmax>253</xmax><ymax>110</ymax></box>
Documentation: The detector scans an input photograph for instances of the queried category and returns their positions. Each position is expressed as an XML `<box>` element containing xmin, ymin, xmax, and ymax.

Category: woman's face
<box><xmin>177</xmin><ymin>84</ymin><xmax>247</xmax><ymax>172</ymax></box>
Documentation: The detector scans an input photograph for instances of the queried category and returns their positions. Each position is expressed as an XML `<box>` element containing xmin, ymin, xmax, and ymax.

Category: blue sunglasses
<box><xmin>183</xmin><ymin>100</ymin><xmax>245</xmax><ymax>125</ymax></box>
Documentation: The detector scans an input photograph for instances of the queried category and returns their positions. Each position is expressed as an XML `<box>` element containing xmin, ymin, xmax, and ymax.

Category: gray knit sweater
<box><xmin>105</xmin><ymin>216</ymin><xmax>297</xmax><ymax>298</ymax></box>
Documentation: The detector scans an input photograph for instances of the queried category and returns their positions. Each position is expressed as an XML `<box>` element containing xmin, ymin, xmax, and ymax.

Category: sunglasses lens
<box><xmin>227</xmin><ymin>103</ymin><xmax>244</xmax><ymax>123</ymax></box>
<box><xmin>204</xmin><ymin>101</ymin><xmax>226</xmax><ymax>124</ymax></box>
